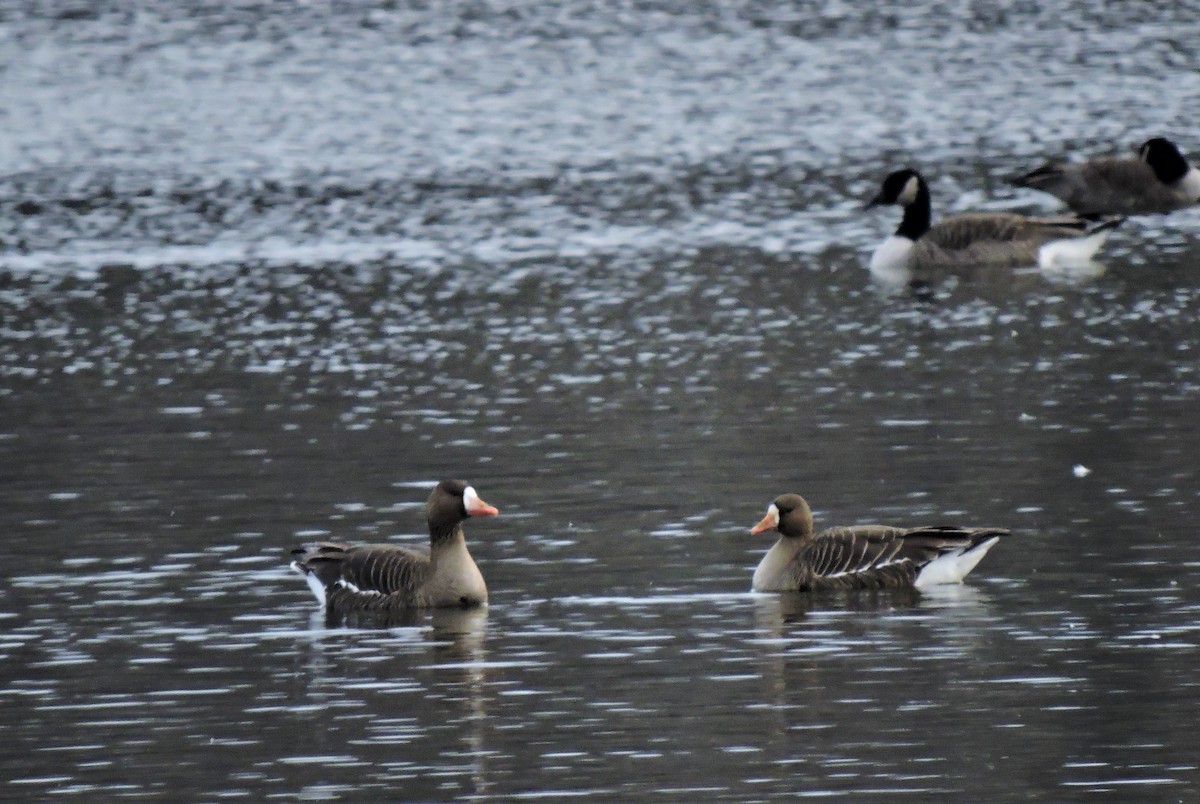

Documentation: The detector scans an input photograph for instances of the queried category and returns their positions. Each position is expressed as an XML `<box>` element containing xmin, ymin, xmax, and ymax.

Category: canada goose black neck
<box><xmin>869</xmin><ymin>168</ymin><xmax>932</xmax><ymax>241</ymax></box>
<box><xmin>895</xmin><ymin>177</ymin><xmax>932</xmax><ymax>241</ymax></box>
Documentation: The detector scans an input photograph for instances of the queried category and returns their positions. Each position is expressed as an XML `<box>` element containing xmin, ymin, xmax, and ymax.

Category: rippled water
<box><xmin>3</xmin><ymin>1</ymin><xmax>1200</xmax><ymax>800</ymax></box>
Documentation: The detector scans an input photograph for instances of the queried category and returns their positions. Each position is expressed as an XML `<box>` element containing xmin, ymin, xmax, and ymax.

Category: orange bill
<box><xmin>750</xmin><ymin>507</ymin><xmax>779</xmax><ymax>535</ymax></box>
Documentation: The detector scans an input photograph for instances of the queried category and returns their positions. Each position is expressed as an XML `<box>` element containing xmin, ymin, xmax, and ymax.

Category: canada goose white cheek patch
<box><xmin>898</xmin><ymin>175</ymin><xmax>920</xmax><ymax>206</ymax></box>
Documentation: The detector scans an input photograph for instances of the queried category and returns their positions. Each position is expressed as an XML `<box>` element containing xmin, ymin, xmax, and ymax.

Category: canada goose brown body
<box><xmin>749</xmin><ymin>493</ymin><xmax>1009</xmax><ymax>592</ymax></box>
<box><xmin>291</xmin><ymin>479</ymin><xmax>498</xmax><ymax>611</ymax></box>
<box><xmin>1012</xmin><ymin>137</ymin><xmax>1200</xmax><ymax>217</ymax></box>
<box><xmin>866</xmin><ymin>168</ymin><xmax>1121</xmax><ymax>282</ymax></box>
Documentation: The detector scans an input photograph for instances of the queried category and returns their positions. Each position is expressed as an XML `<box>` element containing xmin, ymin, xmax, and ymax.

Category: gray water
<box><xmin>3</xmin><ymin>2</ymin><xmax>1200</xmax><ymax>800</ymax></box>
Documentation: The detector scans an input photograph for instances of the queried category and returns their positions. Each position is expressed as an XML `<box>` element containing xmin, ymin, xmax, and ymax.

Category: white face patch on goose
<box><xmin>764</xmin><ymin>504</ymin><xmax>780</xmax><ymax>527</ymax></box>
<box><xmin>463</xmin><ymin>486</ymin><xmax>482</xmax><ymax>512</ymax></box>
<box><xmin>898</xmin><ymin>175</ymin><xmax>920</xmax><ymax>206</ymax></box>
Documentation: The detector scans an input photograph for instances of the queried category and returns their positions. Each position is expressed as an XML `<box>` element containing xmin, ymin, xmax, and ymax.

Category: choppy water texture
<box><xmin>3</xmin><ymin>1</ymin><xmax>1200</xmax><ymax>800</ymax></box>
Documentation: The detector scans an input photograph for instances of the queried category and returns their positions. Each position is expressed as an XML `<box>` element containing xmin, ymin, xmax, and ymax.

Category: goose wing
<box><xmin>916</xmin><ymin>213</ymin><xmax>1097</xmax><ymax>269</ymax></box>
<box><xmin>1074</xmin><ymin>158</ymin><xmax>1193</xmax><ymax>214</ymax></box>
<box><xmin>803</xmin><ymin>525</ymin><xmax>1011</xmax><ymax>588</ymax></box>
<box><xmin>292</xmin><ymin>541</ymin><xmax>430</xmax><ymax>596</ymax></box>
<box><xmin>926</xmin><ymin>213</ymin><xmax>1087</xmax><ymax>251</ymax></box>
<box><xmin>1015</xmin><ymin>157</ymin><xmax>1186</xmax><ymax>215</ymax></box>
<box><xmin>890</xmin><ymin>525</ymin><xmax>1012</xmax><ymax>562</ymax></box>
<box><xmin>805</xmin><ymin>526</ymin><xmax>912</xmax><ymax>579</ymax></box>
<box><xmin>1012</xmin><ymin>156</ymin><xmax>1139</xmax><ymax>193</ymax></box>
<box><xmin>337</xmin><ymin>544</ymin><xmax>430</xmax><ymax>595</ymax></box>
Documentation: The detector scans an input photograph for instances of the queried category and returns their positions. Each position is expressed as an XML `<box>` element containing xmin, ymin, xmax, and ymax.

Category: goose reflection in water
<box><xmin>296</xmin><ymin>605</ymin><xmax>492</xmax><ymax>798</ymax></box>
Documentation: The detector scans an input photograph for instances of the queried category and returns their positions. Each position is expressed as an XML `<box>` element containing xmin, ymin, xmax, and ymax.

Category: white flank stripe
<box><xmin>338</xmin><ymin>579</ymin><xmax>383</xmax><ymax>596</ymax></box>
<box><xmin>824</xmin><ymin>555</ymin><xmax>906</xmax><ymax>579</ymax></box>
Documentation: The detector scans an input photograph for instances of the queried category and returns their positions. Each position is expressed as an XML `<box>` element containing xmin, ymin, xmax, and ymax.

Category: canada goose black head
<box><xmin>866</xmin><ymin>168</ymin><xmax>927</xmax><ymax>209</ymax></box>
<box><xmin>865</xmin><ymin>168</ymin><xmax>934</xmax><ymax>247</ymax></box>
<box><xmin>1138</xmin><ymin>137</ymin><xmax>1189</xmax><ymax>184</ymax></box>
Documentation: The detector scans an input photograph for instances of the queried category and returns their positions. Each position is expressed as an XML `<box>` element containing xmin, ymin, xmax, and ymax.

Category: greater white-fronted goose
<box><xmin>290</xmin><ymin>479</ymin><xmax>499</xmax><ymax>611</ymax></box>
<box><xmin>748</xmin><ymin>493</ymin><xmax>1009</xmax><ymax>592</ymax></box>
<box><xmin>1011</xmin><ymin>137</ymin><xmax>1200</xmax><ymax>217</ymax></box>
<box><xmin>865</xmin><ymin>168</ymin><xmax>1121</xmax><ymax>284</ymax></box>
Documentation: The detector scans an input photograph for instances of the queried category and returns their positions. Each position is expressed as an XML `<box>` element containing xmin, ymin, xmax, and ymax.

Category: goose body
<box><xmin>749</xmin><ymin>493</ymin><xmax>1009</xmax><ymax>592</ymax></box>
<box><xmin>291</xmin><ymin>479</ymin><xmax>498</xmax><ymax>611</ymax></box>
<box><xmin>1011</xmin><ymin>137</ymin><xmax>1200</xmax><ymax>217</ymax></box>
<box><xmin>866</xmin><ymin>168</ymin><xmax>1120</xmax><ymax>284</ymax></box>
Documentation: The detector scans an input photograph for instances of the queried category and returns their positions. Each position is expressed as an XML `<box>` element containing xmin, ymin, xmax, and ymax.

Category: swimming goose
<box><xmin>866</xmin><ymin>168</ymin><xmax>1121</xmax><ymax>284</ymax></box>
<box><xmin>290</xmin><ymin>479</ymin><xmax>498</xmax><ymax>610</ymax></box>
<box><xmin>749</xmin><ymin>493</ymin><xmax>1009</xmax><ymax>592</ymax></box>
<box><xmin>1011</xmin><ymin>137</ymin><xmax>1200</xmax><ymax>217</ymax></box>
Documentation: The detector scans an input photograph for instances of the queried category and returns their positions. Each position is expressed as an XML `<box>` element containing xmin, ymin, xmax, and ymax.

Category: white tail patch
<box><xmin>914</xmin><ymin>536</ymin><xmax>1000</xmax><ymax>588</ymax></box>
<box><xmin>290</xmin><ymin>561</ymin><xmax>328</xmax><ymax>607</ymax></box>
<box><xmin>1037</xmin><ymin>230</ymin><xmax>1111</xmax><ymax>269</ymax></box>
<box><xmin>1180</xmin><ymin>167</ymin><xmax>1200</xmax><ymax>201</ymax></box>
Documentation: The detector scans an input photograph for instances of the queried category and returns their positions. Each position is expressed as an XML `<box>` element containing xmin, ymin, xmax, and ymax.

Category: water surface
<box><xmin>3</xmin><ymin>1</ymin><xmax>1200</xmax><ymax>800</ymax></box>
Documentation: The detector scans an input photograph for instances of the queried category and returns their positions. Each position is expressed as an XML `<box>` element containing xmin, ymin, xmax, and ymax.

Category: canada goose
<box><xmin>749</xmin><ymin>493</ymin><xmax>1009</xmax><ymax>592</ymax></box>
<box><xmin>865</xmin><ymin>168</ymin><xmax>1121</xmax><ymax>284</ymax></box>
<box><xmin>1011</xmin><ymin>137</ymin><xmax>1200</xmax><ymax>217</ymax></box>
<box><xmin>290</xmin><ymin>479</ymin><xmax>498</xmax><ymax>611</ymax></box>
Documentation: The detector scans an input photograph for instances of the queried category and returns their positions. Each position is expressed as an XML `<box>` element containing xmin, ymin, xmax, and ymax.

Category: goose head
<box><xmin>865</xmin><ymin>168</ymin><xmax>927</xmax><ymax>210</ymax></box>
<box><xmin>750</xmin><ymin>493</ymin><xmax>815</xmax><ymax>540</ymax></box>
<box><xmin>428</xmin><ymin>479</ymin><xmax>500</xmax><ymax>533</ymax></box>
<box><xmin>1138</xmin><ymin>137</ymin><xmax>1190</xmax><ymax>184</ymax></box>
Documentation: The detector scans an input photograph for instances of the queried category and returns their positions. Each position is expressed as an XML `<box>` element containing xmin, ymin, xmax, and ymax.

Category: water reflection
<box><xmin>752</xmin><ymin>587</ymin><xmax>925</xmax><ymax>627</ymax></box>
<box><xmin>289</xmin><ymin>607</ymin><xmax>493</xmax><ymax>799</ymax></box>
<box><xmin>5</xmin><ymin>0</ymin><xmax>1200</xmax><ymax>799</ymax></box>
